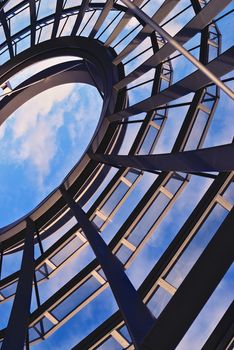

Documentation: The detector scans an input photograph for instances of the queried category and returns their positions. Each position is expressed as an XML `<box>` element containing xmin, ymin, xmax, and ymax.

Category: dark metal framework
<box><xmin>0</xmin><ymin>0</ymin><xmax>233</xmax><ymax>349</ymax></box>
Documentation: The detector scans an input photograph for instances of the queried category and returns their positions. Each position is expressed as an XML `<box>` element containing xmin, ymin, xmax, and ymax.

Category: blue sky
<box><xmin>0</xmin><ymin>0</ymin><xmax>233</xmax><ymax>349</ymax></box>
<box><xmin>0</xmin><ymin>81</ymin><xmax>101</xmax><ymax>226</ymax></box>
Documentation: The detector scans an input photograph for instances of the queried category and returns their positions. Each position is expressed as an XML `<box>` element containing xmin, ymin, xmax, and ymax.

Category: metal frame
<box><xmin>0</xmin><ymin>0</ymin><xmax>233</xmax><ymax>349</ymax></box>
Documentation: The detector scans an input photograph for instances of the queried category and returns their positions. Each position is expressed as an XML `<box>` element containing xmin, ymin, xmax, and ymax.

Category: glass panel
<box><xmin>147</xmin><ymin>287</ymin><xmax>172</xmax><ymax>317</ymax></box>
<box><xmin>37</xmin><ymin>0</ymin><xmax>57</xmax><ymax>20</ymax></box>
<box><xmin>97</xmin><ymin>268</ymin><xmax>107</xmax><ymax>281</ymax></box>
<box><xmin>4</xmin><ymin>0</ymin><xmax>23</xmax><ymax>12</ymax></box>
<box><xmin>83</xmin><ymin>166</ymin><xmax>118</xmax><ymax>212</ymax></box>
<box><xmin>0</xmin><ymin>48</ymin><xmax>10</xmax><ymax>65</ymax></box>
<box><xmin>118</xmin><ymin>325</ymin><xmax>132</xmax><ymax>343</ymax></box>
<box><xmin>35</xmin><ymin>268</ymin><xmax>46</xmax><ymax>282</ymax></box>
<box><xmin>209</xmin><ymin>31</ymin><xmax>218</xmax><ymax>41</ymax></box>
<box><xmin>97</xmin><ymin>336</ymin><xmax>123</xmax><ymax>350</ymax></box>
<box><xmin>138</xmin><ymin>126</ymin><xmax>158</xmax><ymax>155</ymax></box>
<box><xmin>32</xmin><ymin>316</ymin><xmax>54</xmax><ymax>337</ymax></box>
<box><xmin>206</xmin><ymin>85</ymin><xmax>217</xmax><ymax>96</ymax></box>
<box><xmin>43</xmin><ymin>316</ymin><xmax>54</xmax><ymax>332</ymax></box>
<box><xmin>208</xmin><ymin>44</ymin><xmax>218</xmax><ymax>61</ymax></box>
<box><xmin>124</xmin><ymin>170</ymin><xmax>139</xmax><ymax>184</ymax></box>
<box><xmin>42</xmin><ymin>216</ymin><xmax>77</xmax><ymax>250</ymax></box>
<box><xmin>92</xmin><ymin>215</ymin><xmax>105</xmax><ymax>229</ymax></box>
<box><xmin>28</xmin><ymin>326</ymin><xmax>41</xmax><ymax>342</ymax></box>
<box><xmin>35</xmin><ymin>263</ymin><xmax>53</xmax><ymax>281</ymax></box>
<box><xmin>222</xmin><ymin>183</ymin><xmax>234</xmax><ymax>205</ymax></box>
<box><xmin>166</xmin><ymin>204</ymin><xmax>228</xmax><ymax>288</ymax></box>
<box><xmin>1</xmin><ymin>281</ymin><xmax>18</xmax><ymax>298</ymax></box>
<box><xmin>60</xmin><ymin>14</ymin><xmax>77</xmax><ymax>37</ymax></box>
<box><xmin>153</xmin><ymin>114</ymin><xmax>165</xmax><ymax>126</ymax></box>
<box><xmin>116</xmin><ymin>245</ymin><xmax>132</xmax><ymax>265</ymax></box>
<box><xmin>0</xmin><ymin>25</ymin><xmax>5</xmax><ymax>45</ymax></box>
<box><xmin>50</xmin><ymin>236</ymin><xmax>84</xmax><ymax>266</ymax></box>
<box><xmin>164</xmin><ymin>177</ymin><xmax>182</xmax><ymax>195</ymax></box>
<box><xmin>1</xmin><ymin>250</ymin><xmax>23</xmax><ymax>279</ymax></box>
<box><xmin>160</xmin><ymin>78</ymin><xmax>170</xmax><ymax>91</ymax></box>
<box><xmin>185</xmin><ymin>109</ymin><xmax>208</xmax><ymax>151</ymax></box>
<box><xmin>38</xmin><ymin>23</ymin><xmax>54</xmax><ymax>43</ymax></box>
<box><xmin>79</xmin><ymin>10</ymin><xmax>100</xmax><ymax>37</ymax></box>
<box><xmin>202</xmin><ymin>96</ymin><xmax>215</xmax><ymax>111</ymax></box>
<box><xmin>176</xmin><ymin>264</ymin><xmax>234</xmax><ymax>350</ymax></box>
<box><xmin>10</xmin><ymin>7</ymin><xmax>30</xmax><ymax>35</ymax></box>
<box><xmin>16</xmin><ymin>34</ymin><xmax>31</xmax><ymax>54</ymax></box>
<box><xmin>97</xmin><ymin>11</ymin><xmax>124</xmax><ymax>43</ymax></box>
<box><xmin>128</xmin><ymin>193</ymin><xmax>170</xmax><ymax>246</ymax></box>
<box><xmin>118</xmin><ymin>122</ymin><xmax>142</xmax><ymax>155</ymax></box>
<box><xmin>64</xmin><ymin>0</ymin><xmax>82</xmax><ymax>8</ymax></box>
<box><xmin>0</xmin><ymin>297</ymin><xmax>14</xmax><ymax>328</ymax></box>
<box><xmin>128</xmin><ymin>112</ymin><xmax>145</xmax><ymax>122</ymax></box>
<box><xmin>101</xmin><ymin>182</ymin><xmax>128</xmax><ymax>217</ymax></box>
<box><xmin>51</xmin><ymin>277</ymin><xmax>100</xmax><ymax>320</ymax></box>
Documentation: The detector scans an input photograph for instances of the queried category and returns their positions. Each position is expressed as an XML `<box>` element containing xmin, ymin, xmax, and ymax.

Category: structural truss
<box><xmin>0</xmin><ymin>0</ymin><xmax>233</xmax><ymax>349</ymax></box>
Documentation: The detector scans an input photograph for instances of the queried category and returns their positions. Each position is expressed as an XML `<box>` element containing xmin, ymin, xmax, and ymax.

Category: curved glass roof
<box><xmin>0</xmin><ymin>1</ymin><xmax>233</xmax><ymax>349</ymax></box>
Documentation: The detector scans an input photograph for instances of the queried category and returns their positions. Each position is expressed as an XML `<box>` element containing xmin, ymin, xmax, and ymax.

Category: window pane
<box><xmin>50</xmin><ymin>236</ymin><xmax>84</xmax><ymax>266</ymax></box>
<box><xmin>97</xmin><ymin>336</ymin><xmax>122</xmax><ymax>350</ymax></box>
<box><xmin>51</xmin><ymin>277</ymin><xmax>100</xmax><ymax>320</ymax></box>
<box><xmin>166</xmin><ymin>204</ymin><xmax>228</xmax><ymax>288</ymax></box>
<box><xmin>139</xmin><ymin>126</ymin><xmax>158</xmax><ymax>155</ymax></box>
<box><xmin>101</xmin><ymin>182</ymin><xmax>128</xmax><ymax>217</ymax></box>
<box><xmin>128</xmin><ymin>193</ymin><xmax>170</xmax><ymax>246</ymax></box>
<box><xmin>147</xmin><ymin>287</ymin><xmax>172</xmax><ymax>317</ymax></box>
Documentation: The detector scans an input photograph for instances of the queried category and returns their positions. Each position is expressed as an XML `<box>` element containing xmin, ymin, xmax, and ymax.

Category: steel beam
<box><xmin>60</xmin><ymin>185</ymin><xmax>155</xmax><ymax>349</ymax></box>
<box><xmin>29</xmin><ymin>0</ymin><xmax>36</xmax><ymax>46</ymax></box>
<box><xmin>1</xmin><ymin>219</ymin><xmax>34</xmax><ymax>350</ymax></box>
<box><xmin>104</xmin><ymin>0</ymin><xmax>144</xmax><ymax>47</ymax></box>
<box><xmin>91</xmin><ymin>143</ymin><xmax>234</xmax><ymax>172</ymax></box>
<box><xmin>0</xmin><ymin>9</ymin><xmax>14</xmax><ymax>58</ymax></box>
<box><xmin>71</xmin><ymin>0</ymin><xmax>90</xmax><ymax>36</ymax></box>
<box><xmin>114</xmin><ymin>0</ymin><xmax>232</xmax><ymax>90</ymax></box>
<box><xmin>141</xmin><ymin>206</ymin><xmax>234</xmax><ymax>349</ymax></box>
<box><xmin>89</xmin><ymin>0</ymin><xmax>114</xmax><ymax>39</ymax></box>
<box><xmin>120</xmin><ymin>0</ymin><xmax>234</xmax><ymax>100</ymax></box>
<box><xmin>202</xmin><ymin>301</ymin><xmax>234</xmax><ymax>350</ymax></box>
<box><xmin>0</xmin><ymin>36</ymin><xmax>124</xmax><ymax>248</ymax></box>
<box><xmin>109</xmin><ymin>46</ymin><xmax>234</xmax><ymax>121</ymax></box>
<box><xmin>71</xmin><ymin>171</ymin><xmax>233</xmax><ymax>349</ymax></box>
<box><xmin>113</xmin><ymin>0</ymin><xmax>181</xmax><ymax>65</ymax></box>
<box><xmin>51</xmin><ymin>0</ymin><xmax>64</xmax><ymax>39</ymax></box>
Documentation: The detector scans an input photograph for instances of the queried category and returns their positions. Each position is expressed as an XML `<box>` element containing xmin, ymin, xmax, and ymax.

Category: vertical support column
<box><xmin>60</xmin><ymin>185</ymin><xmax>155</xmax><ymax>349</ymax></box>
<box><xmin>2</xmin><ymin>218</ymin><xmax>35</xmax><ymax>350</ymax></box>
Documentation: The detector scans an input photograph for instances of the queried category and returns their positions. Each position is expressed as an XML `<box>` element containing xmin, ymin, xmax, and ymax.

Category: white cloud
<box><xmin>0</xmin><ymin>84</ymin><xmax>75</xmax><ymax>189</ymax></box>
<box><xmin>0</xmin><ymin>81</ymin><xmax>102</xmax><ymax>196</ymax></box>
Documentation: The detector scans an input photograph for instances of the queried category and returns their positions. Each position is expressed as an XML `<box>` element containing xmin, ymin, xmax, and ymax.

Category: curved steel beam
<box><xmin>0</xmin><ymin>60</ymin><xmax>103</xmax><ymax>125</ymax></box>
<box><xmin>0</xmin><ymin>36</ymin><xmax>124</xmax><ymax>247</ymax></box>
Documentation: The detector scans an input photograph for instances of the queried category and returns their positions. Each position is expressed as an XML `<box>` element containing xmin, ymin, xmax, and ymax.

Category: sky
<box><xmin>0</xmin><ymin>80</ymin><xmax>102</xmax><ymax>226</ymax></box>
<box><xmin>0</xmin><ymin>0</ymin><xmax>233</xmax><ymax>349</ymax></box>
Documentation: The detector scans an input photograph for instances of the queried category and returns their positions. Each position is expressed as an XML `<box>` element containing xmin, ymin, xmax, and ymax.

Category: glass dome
<box><xmin>0</xmin><ymin>1</ymin><xmax>233</xmax><ymax>350</ymax></box>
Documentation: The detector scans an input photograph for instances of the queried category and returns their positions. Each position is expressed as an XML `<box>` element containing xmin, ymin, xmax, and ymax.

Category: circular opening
<box><xmin>0</xmin><ymin>82</ymin><xmax>102</xmax><ymax>226</ymax></box>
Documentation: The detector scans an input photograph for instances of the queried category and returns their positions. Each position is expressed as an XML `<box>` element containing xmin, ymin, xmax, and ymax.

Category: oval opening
<box><xmin>0</xmin><ymin>81</ymin><xmax>102</xmax><ymax>226</ymax></box>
